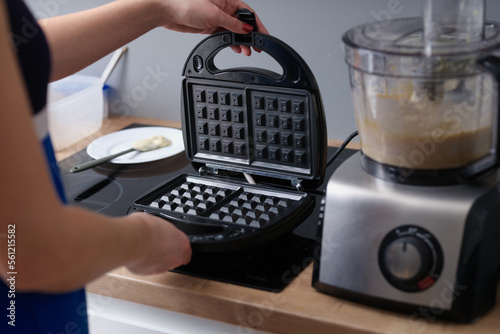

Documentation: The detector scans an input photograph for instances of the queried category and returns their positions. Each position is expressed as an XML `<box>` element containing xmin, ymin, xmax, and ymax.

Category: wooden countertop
<box><xmin>59</xmin><ymin>116</ymin><xmax>500</xmax><ymax>334</ymax></box>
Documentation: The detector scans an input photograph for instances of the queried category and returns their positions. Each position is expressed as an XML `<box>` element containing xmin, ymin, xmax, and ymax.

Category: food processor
<box><xmin>313</xmin><ymin>0</ymin><xmax>500</xmax><ymax>322</ymax></box>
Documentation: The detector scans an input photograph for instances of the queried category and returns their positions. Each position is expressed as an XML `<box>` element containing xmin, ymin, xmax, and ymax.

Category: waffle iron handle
<box><xmin>182</xmin><ymin>13</ymin><xmax>319</xmax><ymax>90</ymax></box>
<box><xmin>235</xmin><ymin>8</ymin><xmax>258</xmax><ymax>33</ymax></box>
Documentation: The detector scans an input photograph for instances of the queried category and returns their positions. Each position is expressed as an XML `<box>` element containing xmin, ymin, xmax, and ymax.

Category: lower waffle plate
<box><xmin>132</xmin><ymin>175</ymin><xmax>314</xmax><ymax>252</ymax></box>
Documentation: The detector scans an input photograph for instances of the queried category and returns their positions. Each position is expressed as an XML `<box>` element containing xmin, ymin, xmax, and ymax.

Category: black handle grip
<box><xmin>461</xmin><ymin>56</ymin><xmax>500</xmax><ymax>179</ymax></box>
<box><xmin>235</xmin><ymin>8</ymin><xmax>257</xmax><ymax>32</ymax></box>
<box><xmin>181</xmin><ymin>31</ymin><xmax>319</xmax><ymax>90</ymax></box>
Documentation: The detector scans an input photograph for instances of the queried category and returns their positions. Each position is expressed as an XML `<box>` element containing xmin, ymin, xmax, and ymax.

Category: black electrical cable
<box><xmin>326</xmin><ymin>130</ymin><xmax>359</xmax><ymax>168</ymax></box>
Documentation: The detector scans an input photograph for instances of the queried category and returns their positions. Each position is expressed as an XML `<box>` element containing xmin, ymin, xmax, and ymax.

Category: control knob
<box><xmin>379</xmin><ymin>226</ymin><xmax>443</xmax><ymax>292</ymax></box>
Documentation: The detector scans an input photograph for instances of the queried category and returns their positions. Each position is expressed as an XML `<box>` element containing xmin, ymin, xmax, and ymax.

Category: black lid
<box><xmin>180</xmin><ymin>31</ymin><xmax>327</xmax><ymax>190</ymax></box>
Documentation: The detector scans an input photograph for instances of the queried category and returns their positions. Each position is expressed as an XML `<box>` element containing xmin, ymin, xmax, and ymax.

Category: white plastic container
<box><xmin>47</xmin><ymin>75</ymin><xmax>103</xmax><ymax>151</ymax></box>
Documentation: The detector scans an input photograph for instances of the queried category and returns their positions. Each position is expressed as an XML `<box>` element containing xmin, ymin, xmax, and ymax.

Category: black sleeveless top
<box><xmin>6</xmin><ymin>0</ymin><xmax>50</xmax><ymax>114</ymax></box>
<box><xmin>1</xmin><ymin>1</ymin><xmax>88</xmax><ymax>333</ymax></box>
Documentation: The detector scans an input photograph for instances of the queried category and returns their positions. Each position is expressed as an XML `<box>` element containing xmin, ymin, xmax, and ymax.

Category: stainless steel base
<box><xmin>314</xmin><ymin>152</ymin><xmax>500</xmax><ymax>312</ymax></box>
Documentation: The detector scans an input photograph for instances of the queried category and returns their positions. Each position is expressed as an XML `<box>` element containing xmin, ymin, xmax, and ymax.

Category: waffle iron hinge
<box><xmin>199</xmin><ymin>164</ymin><xmax>304</xmax><ymax>191</ymax></box>
<box><xmin>291</xmin><ymin>179</ymin><xmax>304</xmax><ymax>192</ymax></box>
<box><xmin>198</xmin><ymin>166</ymin><xmax>219</xmax><ymax>176</ymax></box>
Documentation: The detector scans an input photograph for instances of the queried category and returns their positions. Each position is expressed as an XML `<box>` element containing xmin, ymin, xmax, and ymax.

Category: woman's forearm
<box><xmin>39</xmin><ymin>0</ymin><xmax>163</xmax><ymax>81</ymax></box>
<box><xmin>14</xmin><ymin>208</ymin><xmax>150</xmax><ymax>292</ymax></box>
<box><xmin>40</xmin><ymin>0</ymin><xmax>268</xmax><ymax>81</ymax></box>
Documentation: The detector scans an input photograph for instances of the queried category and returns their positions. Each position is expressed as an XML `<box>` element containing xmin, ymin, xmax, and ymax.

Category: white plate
<box><xmin>87</xmin><ymin>127</ymin><xmax>185</xmax><ymax>164</ymax></box>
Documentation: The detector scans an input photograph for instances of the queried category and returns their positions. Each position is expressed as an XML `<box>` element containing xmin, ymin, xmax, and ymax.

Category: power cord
<box><xmin>326</xmin><ymin>130</ymin><xmax>359</xmax><ymax>168</ymax></box>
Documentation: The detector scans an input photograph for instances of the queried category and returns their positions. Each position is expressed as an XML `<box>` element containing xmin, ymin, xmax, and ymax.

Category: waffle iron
<box><xmin>132</xmin><ymin>11</ymin><xmax>327</xmax><ymax>252</ymax></box>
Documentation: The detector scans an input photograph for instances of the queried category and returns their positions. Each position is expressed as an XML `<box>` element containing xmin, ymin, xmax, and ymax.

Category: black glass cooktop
<box><xmin>59</xmin><ymin>124</ymin><xmax>355</xmax><ymax>292</ymax></box>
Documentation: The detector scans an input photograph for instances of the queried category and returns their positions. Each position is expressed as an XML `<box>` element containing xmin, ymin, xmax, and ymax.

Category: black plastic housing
<box><xmin>132</xmin><ymin>30</ymin><xmax>327</xmax><ymax>252</ymax></box>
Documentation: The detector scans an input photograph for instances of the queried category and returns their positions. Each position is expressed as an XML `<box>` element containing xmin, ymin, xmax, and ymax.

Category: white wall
<box><xmin>25</xmin><ymin>0</ymin><xmax>500</xmax><ymax>141</ymax></box>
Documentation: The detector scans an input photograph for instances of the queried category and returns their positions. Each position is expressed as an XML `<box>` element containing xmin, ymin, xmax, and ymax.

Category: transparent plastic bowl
<box><xmin>47</xmin><ymin>75</ymin><xmax>103</xmax><ymax>150</ymax></box>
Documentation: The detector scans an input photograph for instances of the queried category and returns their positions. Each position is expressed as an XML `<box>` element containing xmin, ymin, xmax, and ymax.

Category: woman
<box><xmin>0</xmin><ymin>0</ymin><xmax>268</xmax><ymax>332</ymax></box>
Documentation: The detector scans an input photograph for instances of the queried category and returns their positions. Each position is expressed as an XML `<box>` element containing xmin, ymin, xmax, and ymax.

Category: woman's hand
<box><xmin>125</xmin><ymin>212</ymin><xmax>192</xmax><ymax>275</ymax></box>
<box><xmin>157</xmin><ymin>0</ymin><xmax>269</xmax><ymax>55</ymax></box>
